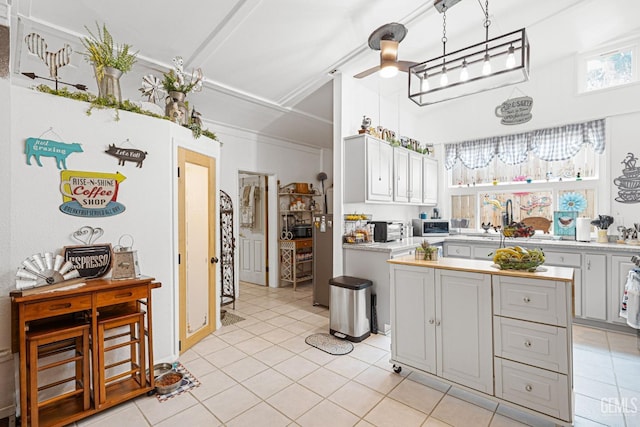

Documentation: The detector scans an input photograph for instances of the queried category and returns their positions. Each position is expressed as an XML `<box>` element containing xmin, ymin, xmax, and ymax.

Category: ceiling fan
<box><xmin>354</xmin><ymin>22</ymin><xmax>417</xmax><ymax>79</ymax></box>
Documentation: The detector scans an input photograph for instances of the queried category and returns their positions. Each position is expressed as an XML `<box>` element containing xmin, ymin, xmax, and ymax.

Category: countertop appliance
<box><xmin>413</xmin><ymin>219</ymin><xmax>449</xmax><ymax>236</ymax></box>
<box><xmin>292</xmin><ymin>224</ymin><xmax>312</xmax><ymax>238</ymax></box>
<box><xmin>313</xmin><ymin>214</ymin><xmax>333</xmax><ymax>306</ymax></box>
<box><xmin>369</xmin><ymin>221</ymin><xmax>404</xmax><ymax>242</ymax></box>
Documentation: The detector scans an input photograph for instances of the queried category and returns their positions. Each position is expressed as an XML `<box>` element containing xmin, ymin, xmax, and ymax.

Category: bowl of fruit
<box><xmin>490</xmin><ymin>246</ymin><xmax>545</xmax><ymax>272</ymax></box>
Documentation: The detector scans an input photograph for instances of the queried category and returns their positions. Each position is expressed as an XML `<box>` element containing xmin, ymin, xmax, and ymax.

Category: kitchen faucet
<box><xmin>502</xmin><ymin>199</ymin><xmax>513</xmax><ymax>227</ymax></box>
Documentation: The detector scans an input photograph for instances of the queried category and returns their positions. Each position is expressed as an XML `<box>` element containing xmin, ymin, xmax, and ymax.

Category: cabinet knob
<box><xmin>523</xmin><ymin>296</ymin><xmax>531</xmax><ymax>303</ymax></box>
<box><xmin>525</xmin><ymin>384</ymin><xmax>533</xmax><ymax>392</ymax></box>
<box><xmin>524</xmin><ymin>340</ymin><xmax>532</xmax><ymax>348</ymax></box>
<box><xmin>428</xmin><ymin>319</ymin><xmax>434</xmax><ymax>324</ymax></box>
<box><xmin>587</xmin><ymin>260</ymin><xmax>591</xmax><ymax>270</ymax></box>
<box><xmin>435</xmin><ymin>320</ymin><xmax>441</xmax><ymax>326</ymax></box>
<box><xmin>560</xmin><ymin>256</ymin><xmax>564</xmax><ymax>262</ymax></box>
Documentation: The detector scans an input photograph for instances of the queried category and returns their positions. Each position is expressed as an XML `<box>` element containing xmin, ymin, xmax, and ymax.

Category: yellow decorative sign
<box><xmin>59</xmin><ymin>170</ymin><xmax>127</xmax><ymax>217</ymax></box>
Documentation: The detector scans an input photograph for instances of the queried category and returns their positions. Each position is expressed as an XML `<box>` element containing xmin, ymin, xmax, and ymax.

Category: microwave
<box><xmin>369</xmin><ymin>221</ymin><xmax>404</xmax><ymax>242</ymax></box>
<box><xmin>413</xmin><ymin>219</ymin><xmax>449</xmax><ymax>236</ymax></box>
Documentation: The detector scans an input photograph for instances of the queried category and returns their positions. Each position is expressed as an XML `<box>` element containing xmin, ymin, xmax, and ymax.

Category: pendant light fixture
<box><xmin>408</xmin><ymin>0</ymin><xmax>530</xmax><ymax>106</ymax></box>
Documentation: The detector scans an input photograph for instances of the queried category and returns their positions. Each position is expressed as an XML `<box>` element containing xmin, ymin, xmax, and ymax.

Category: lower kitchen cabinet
<box><xmin>583</xmin><ymin>253</ymin><xmax>607</xmax><ymax>320</ymax></box>
<box><xmin>390</xmin><ymin>264</ymin><xmax>493</xmax><ymax>394</ymax></box>
<box><xmin>610</xmin><ymin>255</ymin><xmax>637</xmax><ymax>324</ymax></box>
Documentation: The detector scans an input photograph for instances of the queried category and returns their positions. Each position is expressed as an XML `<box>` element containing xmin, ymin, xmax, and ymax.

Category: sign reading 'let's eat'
<box><xmin>59</xmin><ymin>170</ymin><xmax>127</xmax><ymax>217</ymax></box>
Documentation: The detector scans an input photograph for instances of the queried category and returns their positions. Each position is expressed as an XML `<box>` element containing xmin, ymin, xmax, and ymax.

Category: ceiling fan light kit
<box><xmin>408</xmin><ymin>0</ymin><xmax>530</xmax><ymax>106</ymax></box>
<box><xmin>354</xmin><ymin>22</ymin><xmax>417</xmax><ymax>79</ymax></box>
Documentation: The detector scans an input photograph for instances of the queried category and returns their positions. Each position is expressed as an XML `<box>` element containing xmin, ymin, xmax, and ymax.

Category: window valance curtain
<box><xmin>444</xmin><ymin>119</ymin><xmax>605</xmax><ymax>170</ymax></box>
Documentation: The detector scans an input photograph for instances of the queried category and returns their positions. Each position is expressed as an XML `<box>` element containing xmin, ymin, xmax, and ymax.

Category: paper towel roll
<box><xmin>576</xmin><ymin>217</ymin><xmax>592</xmax><ymax>242</ymax></box>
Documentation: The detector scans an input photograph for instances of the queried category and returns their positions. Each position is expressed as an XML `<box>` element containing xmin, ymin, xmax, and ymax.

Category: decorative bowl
<box><xmin>155</xmin><ymin>371</ymin><xmax>184</xmax><ymax>395</ymax></box>
<box><xmin>495</xmin><ymin>258</ymin><xmax>544</xmax><ymax>272</ymax></box>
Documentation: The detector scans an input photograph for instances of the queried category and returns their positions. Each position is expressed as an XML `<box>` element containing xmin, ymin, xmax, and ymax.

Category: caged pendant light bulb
<box><xmin>506</xmin><ymin>44</ymin><xmax>516</xmax><ymax>68</ymax></box>
<box><xmin>408</xmin><ymin>0</ymin><xmax>530</xmax><ymax>106</ymax></box>
<box><xmin>482</xmin><ymin>53</ymin><xmax>492</xmax><ymax>75</ymax></box>
<box><xmin>459</xmin><ymin>59</ymin><xmax>469</xmax><ymax>81</ymax></box>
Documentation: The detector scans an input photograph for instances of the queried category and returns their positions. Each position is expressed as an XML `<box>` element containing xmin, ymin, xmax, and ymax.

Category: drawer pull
<box><xmin>523</xmin><ymin>296</ymin><xmax>531</xmax><ymax>303</ymax></box>
<box><xmin>525</xmin><ymin>384</ymin><xmax>533</xmax><ymax>392</ymax></box>
<box><xmin>428</xmin><ymin>319</ymin><xmax>434</xmax><ymax>324</ymax></box>
<box><xmin>524</xmin><ymin>340</ymin><xmax>532</xmax><ymax>348</ymax></box>
<box><xmin>435</xmin><ymin>320</ymin><xmax>441</xmax><ymax>326</ymax></box>
<box><xmin>115</xmin><ymin>292</ymin><xmax>133</xmax><ymax>299</ymax></box>
<box><xmin>560</xmin><ymin>256</ymin><xmax>564</xmax><ymax>262</ymax></box>
<box><xmin>49</xmin><ymin>303</ymin><xmax>72</xmax><ymax>311</ymax></box>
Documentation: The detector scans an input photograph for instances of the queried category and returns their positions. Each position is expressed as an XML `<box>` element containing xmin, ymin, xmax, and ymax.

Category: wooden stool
<box><xmin>26</xmin><ymin>321</ymin><xmax>91</xmax><ymax>427</ymax></box>
<box><xmin>96</xmin><ymin>309</ymin><xmax>147</xmax><ymax>406</ymax></box>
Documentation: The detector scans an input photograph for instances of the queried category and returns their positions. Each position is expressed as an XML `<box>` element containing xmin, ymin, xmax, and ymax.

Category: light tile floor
<box><xmin>75</xmin><ymin>281</ymin><xmax>640</xmax><ymax>427</ymax></box>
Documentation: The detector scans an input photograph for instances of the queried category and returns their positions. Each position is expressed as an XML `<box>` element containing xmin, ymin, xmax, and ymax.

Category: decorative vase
<box><xmin>415</xmin><ymin>251</ymin><xmax>424</xmax><ymax>260</ymax></box>
<box><xmin>165</xmin><ymin>91</ymin><xmax>189</xmax><ymax>125</ymax></box>
<box><xmin>597</xmin><ymin>229</ymin><xmax>608</xmax><ymax>243</ymax></box>
<box><xmin>96</xmin><ymin>66</ymin><xmax>123</xmax><ymax>103</ymax></box>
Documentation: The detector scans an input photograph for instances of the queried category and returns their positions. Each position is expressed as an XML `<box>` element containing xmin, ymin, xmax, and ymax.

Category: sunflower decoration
<box><xmin>559</xmin><ymin>192</ymin><xmax>587</xmax><ymax>212</ymax></box>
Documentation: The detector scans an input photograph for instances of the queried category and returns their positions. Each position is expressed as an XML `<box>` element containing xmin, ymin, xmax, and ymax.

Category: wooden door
<box><xmin>178</xmin><ymin>148</ymin><xmax>217</xmax><ymax>352</ymax></box>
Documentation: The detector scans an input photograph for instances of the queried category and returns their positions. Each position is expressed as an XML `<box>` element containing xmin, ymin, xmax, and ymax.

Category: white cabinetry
<box><xmin>393</xmin><ymin>148</ymin><xmax>409</xmax><ymax>203</ymax></box>
<box><xmin>493</xmin><ymin>274</ymin><xmax>573</xmax><ymax>422</ymax></box>
<box><xmin>409</xmin><ymin>151</ymin><xmax>424</xmax><ymax>204</ymax></box>
<box><xmin>543</xmin><ymin>250</ymin><xmax>582</xmax><ymax>318</ymax></box>
<box><xmin>344</xmin><ymin>134</ymin><xmax>432</xmax><ymax>205</ymax></box>
<box><xmin>610</xmin><ymin>255</ymin><xmax>637</xmax><ymax>324</ymax></box>
<box><xmin>583</xmin><ymin>254</ymin><xmax>607</xmax><ymax>320</ymax></box>
<box><xmin>391</xmin><ymin>264</ymin><xmax>493</xmax><ymax>393</ymax></box>
<box><xmin>422</xmin><ymin>157</ymin><xmax>438</xmax><ymax>205</ymax></box>
<box><xmin>344</xmin><ymin>135</ymin><xmax>393</xmax><ymax>203</ymax></box>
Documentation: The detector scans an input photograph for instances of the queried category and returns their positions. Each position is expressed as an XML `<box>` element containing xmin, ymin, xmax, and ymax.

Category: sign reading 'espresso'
<box><xmin>63</xmin><ymin>244</ymin><xmax>112</xmax><ymax>279</ymax></box>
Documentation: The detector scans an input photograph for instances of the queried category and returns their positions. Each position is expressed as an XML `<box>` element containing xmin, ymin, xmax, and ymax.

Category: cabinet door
<box><xmin>583</xmin><ymin>253</ymin><xmax>607</xmax><ymax>320</ymax></box>
<box><xmin>408</xmin><ymin>152</ymin><xmax>423</xmax><ymax>204</ymax></box>
<box><xmin>610</xmin><ymin>256</ymin><xmax>636</xmax><ymax>324</ymax></box>
<box><xmin>436</xmin><ymin>269</ymin><xmax>493</xmax><ymax>394</ymax></box>
<box><xmin>390</xmin><ymin>266</ymin><xmax>436</xmax><ymax>374</ymax></box>
<box><xmin>393</xmin><ymin>148</ymin><xmax>409</xmax><ymax>203</ymax></box>
<box><xmin>422</xmin><ymin>157</ymin><xmax>438</xmax><ymax>205</ymax></box>
<box><xmin>367</xmin><ymin>138</ymin><xmax>393</xmax><ymax>201</ymax></box>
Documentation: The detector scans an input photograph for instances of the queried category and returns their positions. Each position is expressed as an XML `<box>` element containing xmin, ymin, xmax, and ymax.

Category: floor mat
<box><xmin>221</xmin><ymin>311</ymin><xmax>245</xmax><ymax>326</ymax></box>
<box><xmin>155</xmin><ymin>362</ymin><xmax>200</xmax><ymax>402</ymax></box>
<box><xmin>305</xmin><ymin>333</ymin><xmax>354</xmax><ymax>355</ymax></box>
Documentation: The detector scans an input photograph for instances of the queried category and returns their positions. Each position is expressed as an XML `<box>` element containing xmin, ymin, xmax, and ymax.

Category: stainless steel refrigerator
<box><xmin>312</xmin><ymin>214</ymin><xmax>333</xmax><ymax>306</ymax></box>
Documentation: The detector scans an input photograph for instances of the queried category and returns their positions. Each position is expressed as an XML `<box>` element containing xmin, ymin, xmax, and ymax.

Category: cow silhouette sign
<box><xmin>25</xmin><ymin>137</ymin><xmax>83</xmax><ymax>169</ymax></box>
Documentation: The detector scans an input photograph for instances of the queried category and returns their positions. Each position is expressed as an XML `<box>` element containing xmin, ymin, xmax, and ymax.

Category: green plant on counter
<box><xmin>81</xmin><ymin>22</ymin><xmax>138</xmax><ymax>82</ymax></box>
<box><xmin>34</xmin><ymin>85</ymin><xmax>218</xmax><ymax>141</ymax></box>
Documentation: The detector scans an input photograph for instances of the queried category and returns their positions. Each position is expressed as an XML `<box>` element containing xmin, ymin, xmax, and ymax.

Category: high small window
<box><xmin>578</xmin><ymin>40</ymin><xmax>638</xmax><ymax>93</ymax></box>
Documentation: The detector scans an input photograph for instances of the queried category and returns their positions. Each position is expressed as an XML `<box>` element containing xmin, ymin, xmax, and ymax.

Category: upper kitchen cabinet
<box><xmin>423</xmin><ymin>157</ymin><xmax>438</xmax><ymax>205</ymax></box>
<box><xmin>344</xmin><ymin>134</ymin><xmax>431</xmax><ymax>205</ymax></box>
<box><xmin>344</xmin><ymin>135</ymin><xmax>393</xmax><ymax>203</ymax></box>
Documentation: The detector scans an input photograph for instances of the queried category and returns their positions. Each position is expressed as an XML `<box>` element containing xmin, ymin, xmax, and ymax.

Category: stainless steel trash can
<box><xmin>329</xmin><ymin>276</ymin><xmax>372</xmax><ymax>342</ymax></box>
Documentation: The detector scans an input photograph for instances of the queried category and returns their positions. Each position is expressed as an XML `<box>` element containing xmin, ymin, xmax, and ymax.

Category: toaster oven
<box><xmin>369</xmin><ymin>221</ymin><xmax>404</xmax><ymax>242</ymax></box>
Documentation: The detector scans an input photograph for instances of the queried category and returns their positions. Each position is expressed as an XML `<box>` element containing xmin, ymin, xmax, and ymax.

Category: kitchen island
<box><xmin>388</xmin><ymin>256</ymin><xmax>575</xmax><ymax>425</ymax></box>
<box><xmin>343</xmin><ymin>237</ymin><xmax>445</xmax><ymax>334</ymax></box>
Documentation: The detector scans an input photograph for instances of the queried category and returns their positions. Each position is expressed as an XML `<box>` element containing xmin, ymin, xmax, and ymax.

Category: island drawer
<box><xmin>542</xmin><ymin>251</ymin><xmax>581</xmax><ymax>267</ymax></box>
<box><xmin>493</xmin><ymin>276</ymin><xmax>568</xmax><ymax>327</ymax></box>
<box><xmin>445</xmin><ymin>244</ymin><xmax>471</xmax><ymax>258</ymax></box>
<box><xmin>495</xmin><ymin>358</ymin><xmax>571</xmax><ymax>422</ymax></box>
<box><xmin>494</xmin><ymin>316</ymin><xmax>568</xmax><ymax>373</ymax></box>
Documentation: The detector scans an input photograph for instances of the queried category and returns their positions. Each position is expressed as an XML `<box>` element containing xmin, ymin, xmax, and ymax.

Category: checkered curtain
<box><xmin>444</xmin><ymin>119</ymin><xmax>605</xmax><ymax>170</ymax></box>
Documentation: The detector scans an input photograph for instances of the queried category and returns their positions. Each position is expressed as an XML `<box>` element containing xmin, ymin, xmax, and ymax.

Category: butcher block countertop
<box><xmin>388</xmin><ymin>256</ymin><xmax>574</xmax><ymax>282</ymax></box>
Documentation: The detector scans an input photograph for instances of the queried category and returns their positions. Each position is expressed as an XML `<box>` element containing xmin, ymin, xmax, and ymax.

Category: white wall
<box><xmin>212</xmin><ymin>123</ymin><xmax>332</xmax><ymax>288</ymax></box>
<box><xmin>0</xmin><ymin>17</ymin><xmax>14</xmax><ymax>420</ymax></box>
<box><xmin>7</xmin><ymin>88</ymin><xmax>220</xmax><ymax>370</ymax></box>
<box><xmin>414</xmin><ymin>50</ymin><xmax>640</xmax><ymax>226</ymax></box>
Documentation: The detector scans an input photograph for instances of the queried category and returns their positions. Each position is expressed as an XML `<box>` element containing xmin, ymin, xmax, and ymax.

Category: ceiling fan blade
<box><xmin>397</xmin><ymin>60</ymin><xmax>418</xmax><ymax>72</ymax></box>
<box><xmin>354</xmin><ymin>65</ymin><xmax>381</xmax><ymax>79</ymax></box>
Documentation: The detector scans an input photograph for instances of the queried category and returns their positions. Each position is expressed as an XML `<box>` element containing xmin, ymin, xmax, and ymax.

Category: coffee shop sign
<box><xmin>495</xmin><ymin>96</ymin><xmax>533</xmax><ymax>125</ymax></box>
<box><xmin>59</xmin><ymin>170</ymin><xmax>127</xmax><ymax>217</ymax></box>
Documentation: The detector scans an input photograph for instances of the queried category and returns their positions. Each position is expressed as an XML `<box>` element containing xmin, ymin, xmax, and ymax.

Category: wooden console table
<box><xmin>11</xmin><ymin>277</ymin><xmax>161</xmax><ymax>427</ymax></box>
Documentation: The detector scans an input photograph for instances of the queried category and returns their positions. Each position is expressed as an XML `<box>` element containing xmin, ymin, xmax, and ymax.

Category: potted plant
<box><xmin>161</xmin><ymin>57</ymin><xmax>204</xmax><ymax>125</ymax></box>
<box><xmin>416</xmin><ymin>240</ymin><xmax>439</xmax><ymax>261</ymax></box>
<box><xmin>81</xmin><ymin>22</ymin><xmax>137</xmax><ymax>102</ymax></box>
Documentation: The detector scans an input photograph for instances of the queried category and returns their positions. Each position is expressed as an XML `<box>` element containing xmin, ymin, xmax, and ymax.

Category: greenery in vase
<box><xmin>81</xmin><ymin>22</ymin><xmax>138</xmax><ymax>81</ymax></box>
<box><xmin>162</xmin><ymin>69</ymin><xmax>202</xmax><ymax>94</ymax></box>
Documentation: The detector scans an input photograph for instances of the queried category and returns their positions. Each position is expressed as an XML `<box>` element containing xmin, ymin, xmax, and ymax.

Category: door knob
<box><xmin>211</xmin><ymin>257</ymin><xmax>219</xmax><ymax>264</ymax></box>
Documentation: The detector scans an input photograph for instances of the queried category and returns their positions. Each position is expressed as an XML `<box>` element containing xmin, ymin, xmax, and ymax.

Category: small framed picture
<box><xmin>554</xmin><ymin>211</ymin><xmax>578</xmax><ymax>236</ymax></box>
